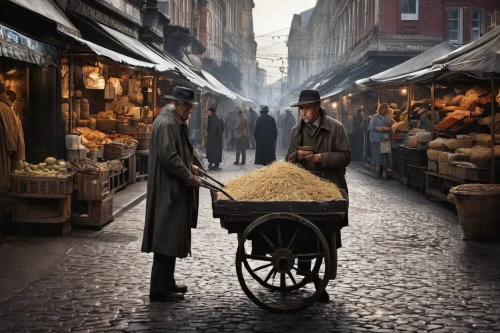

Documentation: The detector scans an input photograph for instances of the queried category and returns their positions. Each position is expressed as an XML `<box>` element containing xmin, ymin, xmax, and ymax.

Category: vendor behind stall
<box><xmin>419</xmin><ymin>110</ymin><xmax>441</xmax><ymax>131</ymax></box>
<box><xmin>0</xmin><ymin>82</ymin><xmax>24</xmax><ymax>192</ymax></box>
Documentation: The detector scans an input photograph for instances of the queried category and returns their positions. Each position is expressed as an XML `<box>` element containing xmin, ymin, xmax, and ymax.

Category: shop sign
<box><xmin>385</xmin><ymin>42</ymin><xmax>433</xmax><ymax>52</ymax></box>
<box><xmin>0</xmin><ymin>24</ymin><xmax>56</xmax><ymax>66</ymax></box>
<box><xmin>66</xmin><ymin>0</ymin><xmax>138</xmax><ymax>38</ymax></box>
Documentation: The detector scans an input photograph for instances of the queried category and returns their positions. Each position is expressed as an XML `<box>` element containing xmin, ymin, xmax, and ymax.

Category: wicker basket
<box><xmin>449</xmin><ymin>184</ymin><xmax>500</xmax><ymax>241</ymax></box>
<box><xmin>103</xmin><ymin>142</ymin><xmax>137</xmax><ymax>160</ymax></box>
<box><xmin>117</xmin><ymin>123</ymin><xmax>134</xmax><ymax>135</ymax></box>
<box><xmin>73</xmin><ymin>170</ymin><xmax>110</xmax><ymax>201</ymax></box>
<box><xmin>10</xmin><ymin>175</ymin><xmax>73</xmax><ymax>198</ymax></box>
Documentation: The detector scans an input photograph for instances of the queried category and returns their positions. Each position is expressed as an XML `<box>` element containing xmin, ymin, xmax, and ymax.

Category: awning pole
<box><xmin>491</xmin><ymin>73</ymin><xmax>496</xmax><ymax>184</ymax></box>
<box><xmin>153</xmin><ymin>76</ymin><xmax>157</xmax><ymax>121</ymax></box>
<box><xmin>69</xmin><ymin>56</ymin><xmax>74</xmax><ymax>132</ymax></box>
<box><xmin>430</xmin><ymin>77</ymin><xmax>436</xmax><ymax>139</ymax></box>
<box><xmin>406</xmin><ymin>85</ymin><xmax>411</xmax><ymax>132</ymax></box>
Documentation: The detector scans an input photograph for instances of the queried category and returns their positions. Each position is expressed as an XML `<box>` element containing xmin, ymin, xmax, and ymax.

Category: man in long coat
<box><xmin>233</xmin><ymin>110</ymin><xmax>249</xmax><ymax>165</ymax></box>
<box><xmin>254</xmin><ymin>105</ymin><xmax>278</xmax><ymax>165</ymax></box>
<box><xmin>285</xmin><ymin>89</ymin><xmax>351</xmax><ymax>303</ymax></box>
<box><xmin>206</xmin><ymin>107</ymin><xmax>224</xmax><ymax>169</ymax></box>
<box><xmin>225</xmin><ymin>110</ymin><xmax>235</xmax><ymax>150</ymax></box>
<box><xmin>249</xmin><ymin>108</ymin><xmax>258</xmax><ymax>149</ymax></box>
<box><xmin>142</xmin><ymin>86</ymin><xmax>203</xmax><ymax>302</ymax></box>
<box><xmin>281</xmin><ymin>109</ymin><xmax>296</xmax><ymax>149</ymax></box>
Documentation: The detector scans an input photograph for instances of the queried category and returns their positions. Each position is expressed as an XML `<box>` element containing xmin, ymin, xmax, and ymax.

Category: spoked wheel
<box><xmin>236</xmin><ymin>213</ymin><xmax>331</xmax><ymax>313</ymax></box>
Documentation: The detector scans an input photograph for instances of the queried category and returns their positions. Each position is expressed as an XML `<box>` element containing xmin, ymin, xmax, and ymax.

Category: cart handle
<box><xmin>200</xmin><ymin>179</ymin><xmax>236</xmax><ymax>201</ymax></box>
<box><xmin>199</xmin><ymin>169</ymin><xmax>226</xmax><ymax>188</ymax></box>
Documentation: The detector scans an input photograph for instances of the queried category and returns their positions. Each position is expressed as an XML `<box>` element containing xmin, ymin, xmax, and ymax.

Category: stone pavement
<box><xmin>1</xmin><ymin>149</ymin><xmax>500</xmax><ymax>332</ymax></box>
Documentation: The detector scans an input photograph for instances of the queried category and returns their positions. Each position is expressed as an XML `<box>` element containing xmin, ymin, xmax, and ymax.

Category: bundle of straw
<box><xmin>219</xmin><ymin>161</ymin><xmax>343</xmax><ymax>201</ymax></box>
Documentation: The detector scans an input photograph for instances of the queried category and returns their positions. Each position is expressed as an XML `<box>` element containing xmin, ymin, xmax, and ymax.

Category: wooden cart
<box><xmin>211</xmin><ymin>190</ymin><xmax>348</xmax><ymax>313</ymax></box>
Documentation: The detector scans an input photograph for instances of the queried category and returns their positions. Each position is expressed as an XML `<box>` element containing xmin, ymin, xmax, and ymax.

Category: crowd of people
<box><xmin>204</xmin><ymin>105</ymin><xmax>299</xmax><ymax>169</ymax></box>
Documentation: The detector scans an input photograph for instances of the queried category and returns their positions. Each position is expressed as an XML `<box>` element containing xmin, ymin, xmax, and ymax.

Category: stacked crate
<box><xmin>72</xmin><ymin>170</ymin><xmax>113</xmax><ymax>229</ymax></box>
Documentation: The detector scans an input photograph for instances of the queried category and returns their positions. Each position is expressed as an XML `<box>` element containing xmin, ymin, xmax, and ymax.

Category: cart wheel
<box><xmin>236</xmin><ymin>213</ymin><xmax>331</xmax><ymax>313</ymax></box>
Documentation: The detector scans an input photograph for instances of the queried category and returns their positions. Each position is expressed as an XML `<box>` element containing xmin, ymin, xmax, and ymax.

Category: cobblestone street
<box><xmin>1</xmin><ymin>149</ymin><xmax>500</xmax><ymax>332</ymax></box>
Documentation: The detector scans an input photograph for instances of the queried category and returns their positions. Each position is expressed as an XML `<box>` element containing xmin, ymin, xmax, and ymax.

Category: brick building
<box><xmin>286</xmin><ymin>0</ymin><xmax>500</xmax><ymax>101</ymax></box>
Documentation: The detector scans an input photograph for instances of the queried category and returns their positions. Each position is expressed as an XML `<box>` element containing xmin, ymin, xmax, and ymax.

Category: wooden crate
<box><xmin>72</xmin><ymin>195</ymin><xmax>113</xmax><ymax>228</ymax></box>
<box><xmin>73</xmin><ymin>170</ymin><xmax>110</xmax><ymax>201</ymax></box>
<box><xmin>12</xmin><ymin>194</ymin><xmax>71</xmax><ymax>223</ymax></box>
<box><xmin>10</xmin><ymin>175</ymin><xmax>73</xmax><ymax>198</ymax></box>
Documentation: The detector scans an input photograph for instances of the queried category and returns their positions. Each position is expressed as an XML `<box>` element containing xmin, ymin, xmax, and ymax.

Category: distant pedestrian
<box><xmin>254</xmin><ymin>105</ymin><xmax>278</xmax><ymax>165</ymax></box>
<box><xmin>281</xmin><ymin>109</ymin><xmax>296</xmax><ymax>149</ymax></box>
<box><xmin>142</xmin><ymin>86</ymin><xmax>204</xmax><ymax>302</ymax></box>
<box><xmin>249</xmin><ymin>107</ymin><xmax>258</xmax><ymax>149</ymax></box>
<box><xmin>206</xmin><ymin>107</ymin><xmax>224</xmax><ymax>170</ymax></box>
<box><xmin>233</xmin><ymin>110</ymin><xmax>249</xmax><ymax>165</ymax></box>
<box><xmin>352</xmin><ymin>108</ymin><xmax>364</xmax><ymax>161</ymax></box>
<box><xmin>225</xmin><ymin>110</ymin><xmax>235</xmax><ymax>150</ymax></box>
<box><xmin>368</xmin><ymin>103</ymin><xmax>392</xmax><ymax>179</ymax></box>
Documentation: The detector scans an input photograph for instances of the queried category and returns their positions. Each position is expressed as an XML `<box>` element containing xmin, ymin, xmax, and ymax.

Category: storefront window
<box><xmin>401</xmin><ymin>0</ymin><xmax>418</xmax><ymax>20</ymax></box>
<box><xmin>449</xmin><ymin>8</ymin><xmax>462</xmax><ymax>43</ymax></box>
<box><xmin>472</xmin><ymin>9</ymin><xmax>481</xmax><ymax>41</ymax></box>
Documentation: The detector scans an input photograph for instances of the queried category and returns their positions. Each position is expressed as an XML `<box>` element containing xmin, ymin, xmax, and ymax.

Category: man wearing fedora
<box><xmin>254</xmin><ymin>105</ymin><xmax>278</xmax><ymax>165</ymax></box>
<box><xmin>142</xmin><ymin>86</ymin><xmax>204</xmax><ymax>302</ymax></box>
<box><xmin>285</xmin><ymin>89</ymin><xmax>351</xmax><ymax>302</ymax></box>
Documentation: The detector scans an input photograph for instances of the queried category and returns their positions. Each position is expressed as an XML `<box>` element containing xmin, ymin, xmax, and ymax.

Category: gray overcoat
<box><xmin>141</xmin><ymin>106</ymin><xmax>201</xmax><ymax>258</ymax></box>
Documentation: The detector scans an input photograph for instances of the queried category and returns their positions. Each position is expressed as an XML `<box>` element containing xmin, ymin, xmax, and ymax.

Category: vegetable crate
<box><xmin>73</xmin><ymin>170</ymin><xmax>110</xmax><ymax>201</ymax></box>
<box><xmin>10</xmin><ymin>175</ymin><xmax>73</xmax><ymax>198</ymax></box>
<box><xmin>72</xmin><ymin>195</ymin><xmax>113</xmax><ymax>229</ymax></box>
<box><xmin>103</xmin><ymin>142</ymin><xmax>137</xmax><ymax>160</ymax></box>
<box><xmin>12</xmin><ymin>194</ymin><xmax>71</xmax><ymax>224</ymax></box>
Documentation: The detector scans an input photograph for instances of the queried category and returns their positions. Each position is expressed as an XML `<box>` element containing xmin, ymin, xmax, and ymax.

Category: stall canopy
<box><xmin>97</xmin><ymin>23</ymin><xmax>176</xmax><ymax>73</ymax></box>
<box><xmin>6</xmin><ymin>0</ymin><xmax>80</xmax><ymax>37</ymax></box>
<box><xmin>442</xmin><ymin>28</ymin><xmax>500</xmax><ymax>78</ymax></box>
<box><xmin>0</xmin><ymin>23</ymin><xmax>57</xmax><ymax>66</ymax></box>
<box><xmin>61</xmin><ymin>31</ymin><xmax>156</xmax><ymax>69</ymax></box>
<box><xmin>201</xmin><ymin>69</ymin><xmax>237</xmax><ymax>99</ymax></box>
<box><xmin>357</xmin><ymin>42</ymin><xmax>458</xmax><ymax>85</ymax></box>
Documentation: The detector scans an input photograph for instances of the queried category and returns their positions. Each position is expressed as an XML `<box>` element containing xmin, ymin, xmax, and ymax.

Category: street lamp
<box><xmin>279</xmin><ymin>64</ymin><xmax>285</xmax><ymax>107</ymax></box>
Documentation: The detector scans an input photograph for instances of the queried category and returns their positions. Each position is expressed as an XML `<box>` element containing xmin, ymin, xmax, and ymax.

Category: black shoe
<box><xmin>208</xmin><ymin>163</ymin><xmax>214</xmax><ymax>170</ymax></box>
<box><xmin>214</xmin><ymin>164</ymin><xmax>220</xmax><ymax>169</ymax></box>
<box><xmin>149</xmin><ymin>292</ymin><xmax>185</xmax><ymax>302</ymax></box>
<box><xmin>172</xmin><ymin>282</ymin><xmax>188</xmax><ymax>294</ymax></box>
<box><xmin>233</xmin><ymin>162</ymin><xmax>239</xmax><ymax>165</ymax></box>
<box><xmin>241</xmin><ymin>162</ymin><xmax>245</xmax><ymax>165</ymax></box>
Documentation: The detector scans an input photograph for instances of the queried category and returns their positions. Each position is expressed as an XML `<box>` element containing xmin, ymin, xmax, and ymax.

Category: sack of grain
<box><xmin>408</xmin><ymin>135</ymin><xmax>419</xmax><ymax>147</ymax></box>
<box><xmin>63</xmin><ymin>111</ymin><xmax>69</xmax><ymax>120</ymax></box>
<box><xmin>460</xmin><ymin>96</ymin><xmax>475</xmax><ymax>108</ymax></box>
<box><xmin>444</xmin><ymin>138</ymin><xmax>473</xmax><ymax>150</ymax></box>
<box><xmin>427</xmin><ymin>149</ymin><xmax>441</xmax><ymax>161</ymax></box>
<box><xmin>77</xmin><ymin>119</ymin><xmax>90</xmax><ymax>127</ymax></box>
<box><xmin>81</xmin><ymin>99</ymin><xmax>90</xmax><ymax>111</ymax></box>
<box><xmin>452</xmin><ymin>95</ymin><xmax>464</xmax><ymax>106</ymax></box>
<box><xmin>438</xmin><ymin>151</ymin><xmax>451</xmax><ymax>161</ymax></box>
<box><xmin>81</xmin><ymin>111</ymin><xmax>90</xmax><ymax>119</ymax></box>
<box><xmin>88</xmin><ymin>118</ymin><xmax>97</xmax><ymax>130</ymax></box>
<box><xmin>416</xmin><ymin>131</ymin><xmax>431</xmax><ymax>142</ymax></box>
<box><xmin>429</xmin><ymin>137</ymin><xmax>449</xmax><ymax>149</ymax></box>
<box><xmin>62</xmin><ymin>103</ymin><xmax>69</xmax><ymax>113</ymax></box>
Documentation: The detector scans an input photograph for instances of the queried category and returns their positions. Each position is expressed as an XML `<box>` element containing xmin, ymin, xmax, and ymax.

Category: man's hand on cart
<box><xmin>192</xmin><ymin>165</ymin><xmax>201</xmax><ymax>176</ymax></box>
<box><xmin>191</xmin><ymin>175</ymin><xmax>203</xmax><ymax>187</ymax></box>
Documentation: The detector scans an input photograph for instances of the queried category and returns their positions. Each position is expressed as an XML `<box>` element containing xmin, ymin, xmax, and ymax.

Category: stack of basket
<box><xmin>71</xmin><ymin>161</ymin><xmax>113</xmax><ymax>229</ymax></box>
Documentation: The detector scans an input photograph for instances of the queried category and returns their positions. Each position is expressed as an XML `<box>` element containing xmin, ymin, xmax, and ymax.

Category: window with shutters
<box><xmin>401</xmin><ymin>0</ymin><xmax>418</xmax><ymax>20</ymax></box>
<box><xmin>472</xmin><ymin>9</ymin><xmax>481</xmax><ymax>41</ymax></box>
<box><xmin>449</xmin><ymin>8</ymin><xmax>462</xmax><ymax>43</ymax></box>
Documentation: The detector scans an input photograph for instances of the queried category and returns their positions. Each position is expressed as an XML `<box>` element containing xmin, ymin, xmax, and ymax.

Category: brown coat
<box><xmin>285</xmin><ymin>108</ymin><xmax>351</xmax><ymax>192</ymax></box>
<box><xmin>0</xmin><ymin>94</ymin><xmax>24</xmax><ymax>192</ymax></box>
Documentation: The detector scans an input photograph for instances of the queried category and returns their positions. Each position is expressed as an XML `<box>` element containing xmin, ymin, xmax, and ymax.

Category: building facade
<box><xmin>287</xmin><ymin>0</ymin><xmax>500</xmax><ymax>95</ymax></box>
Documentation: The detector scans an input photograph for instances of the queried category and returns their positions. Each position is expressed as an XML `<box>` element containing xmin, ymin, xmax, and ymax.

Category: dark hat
<box><xmin>164</xmin><ymin>86</ymin><xmax>199</xmax><ymax>105</ymax></box>
<box><xmin>260</xmin><ymin>105</ymin><xmax>269</xmax><ymax>113</ymax></box>
<box><xmin>208</xmin><ymin>107</ymin><xmax>216</xmax><ymax>112</ymax></box>
<box><xmin>290</xmin><ymin>89</ymin><xmax>322</xmax><ymax>107</ymax></box>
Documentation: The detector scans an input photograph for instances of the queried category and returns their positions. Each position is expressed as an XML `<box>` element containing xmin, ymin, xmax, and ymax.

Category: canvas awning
<box><xmin>61</xmin><ymin>30</ymin><xmax>156</xmax><ymax>69</ymax></box>
<box><xmin>358</xmin><ymin>42</ymin><xmax>457</xmax><ymax>85</ymax></box>
<box><xmin>6</xmin><ymin>0</ymin><xmax>80</xmax><ymax>37</ymax></box>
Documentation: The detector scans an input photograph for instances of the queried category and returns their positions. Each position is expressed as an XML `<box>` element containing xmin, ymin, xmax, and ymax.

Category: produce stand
<box><xmin>211</xmin><ymin>190</ymin><xmax>348</xmax><ymax>313</ymax></box>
